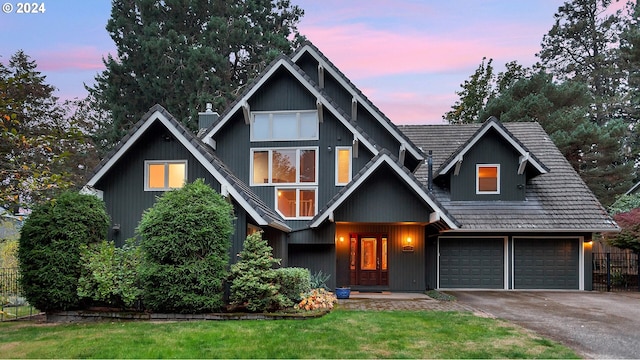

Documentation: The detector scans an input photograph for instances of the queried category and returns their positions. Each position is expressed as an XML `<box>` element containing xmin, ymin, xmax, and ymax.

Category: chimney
<box><xmin>427</xmin><ymin>150</ymin><xmax>433</xmax><ymax>193</ymax></box>
<box><xmin>198</xmin><ymin>103</ymin><xmax>219</xmax><ymax>131</ymax></box>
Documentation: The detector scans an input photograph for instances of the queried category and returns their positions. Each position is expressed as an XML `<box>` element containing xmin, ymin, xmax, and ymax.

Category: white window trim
<box><xmin>250</xmin><ymin>110</ymin><xmax>319</xmax><ymax>141</ymax></box>
<box><xmin>274</xmin><ymin>187</ymin><xmax>318</xmax><ymax>220</ymax></box>
<box><xmin>144</xmin><ymin>160</ymin><xmax>188</xmax><ymax>191</ymax></box>
<box><xmin>476</xmin><ymin>163</ymin><xmax>500</xmax><ymax>194</ymax></box>
<box><xmin>335</xmin><ymin>146</ymin><xmax>352</xmax><ymax>186</ymax></box>
<box><xmin>250</xmin><ymin>147</ymin><xmax>318</xmax><ymax>186</ymax></box>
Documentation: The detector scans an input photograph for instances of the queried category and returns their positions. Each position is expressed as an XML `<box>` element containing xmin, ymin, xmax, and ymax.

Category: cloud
<box><xmin>34</xmin><ymin>46</ymin><xmax>111</xmax><ymax>72</ymax></box>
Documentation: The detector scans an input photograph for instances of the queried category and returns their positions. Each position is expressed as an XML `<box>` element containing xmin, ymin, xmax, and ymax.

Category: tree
<box><xmin>606</xmin><ymin>208</ymin><xmax>640</xmax><ymax>253</ymax></box>
<box><xmin>137</xmin><ymin>179</ymin><xmax>233</xmax><ymax>313</ymax></box>
<box><xmin>1</xmin><ymin>51</ymin><xmax>99</xmax><ymax>211</ymax></box>
<box><xmin>537</xmin><ymin>0</ymin><xmax>625</xmax><ymax>125</ymax></box>
<box><xmin>609</xmin><ymin>192</ymin><xmax>640</xmax><ymax>215</ymax></box>
<box><xmin>89</xmin><ymin>0</ymin><xmax>305</xmax><ymax>153</ymax></box>
<box><xmin>619</xmin><ymin>1</ymin><xmax>640</xmax><ymax>168</ymax></box>
<box><xmin>443</xmin><ymin>57</ymin><xmax>495</xmax><ymax>124</ymax></box>
<box><xmin>18</xmin><ymin>191</ymin><xmax>110</xmax><ymax>311</ymax></box>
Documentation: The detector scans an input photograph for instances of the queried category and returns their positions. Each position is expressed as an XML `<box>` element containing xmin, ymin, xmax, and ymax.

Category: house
<box><xmin>84</xmin><ymin>42</ymin><xmax>618</xmax><ymax>291</ymax></box>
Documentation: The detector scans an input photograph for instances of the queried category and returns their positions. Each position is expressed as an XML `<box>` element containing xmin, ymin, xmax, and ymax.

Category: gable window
<box><xmin>336</xmin><ymin>147</ymin><xmax>352</xmax><ymax>185</ymax></box>
<box><xmin>477</xmin><ymin>164</ymin><xmax>500</xmax><ymax>194</ymax></box>
<box><xmin>145</xmin><ymin>160</ymin><xmax>187</xmax><ymax>191</ymax></box>
<box><xmin>251</xmin><ymin>148</ymin><xmax>317</xmax><ymax>185</ymax></box>
<box><xmin>251</xmin><ymin>110</ymin><xmax>318</xmax><ymax>141</ymax></box>
<box><xmin>276</xmin><ymin>188</ymin><xmax>316</xmax><ymax>219</ymax></box>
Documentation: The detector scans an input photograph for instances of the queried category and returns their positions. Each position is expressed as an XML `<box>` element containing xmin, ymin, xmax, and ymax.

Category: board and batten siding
<box><xmin>288</xmin><ymin>243</ymin><xmax>336</xmax><ymax>289</ymax></box>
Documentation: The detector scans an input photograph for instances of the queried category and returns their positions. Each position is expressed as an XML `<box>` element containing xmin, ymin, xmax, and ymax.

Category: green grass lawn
<box><xmin>0</xmin><ymin>309</ymin><xmax>578</xmax><ymax>359</ymax></box>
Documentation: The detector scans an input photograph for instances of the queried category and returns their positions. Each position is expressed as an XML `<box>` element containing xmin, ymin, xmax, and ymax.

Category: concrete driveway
<box><xmin>449</xmin><ymin>291</ymin><xmax>640</xmax><ymax>359</ymax></box>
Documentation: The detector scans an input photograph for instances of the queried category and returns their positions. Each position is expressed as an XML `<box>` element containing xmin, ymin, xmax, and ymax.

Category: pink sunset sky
<box><xmin>1</xmin><ymin>0</ymin><xmax>618</xmax><ymax>124</ymax></box>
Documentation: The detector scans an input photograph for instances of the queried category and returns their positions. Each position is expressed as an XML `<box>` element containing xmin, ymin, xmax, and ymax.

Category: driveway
<box><xmin>449</xmin><ymin>291</ymin><xmax>640</xmax><ymax>359</ymax></box>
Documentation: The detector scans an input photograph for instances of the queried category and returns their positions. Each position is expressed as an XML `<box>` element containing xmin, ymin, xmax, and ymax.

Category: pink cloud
<box><xmin>35</xmin><ymin>46</ymin><xmax>111</xmax><ymax>72</ymax></box>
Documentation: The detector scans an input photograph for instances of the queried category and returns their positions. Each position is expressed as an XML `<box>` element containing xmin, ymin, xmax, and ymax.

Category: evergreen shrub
<box><xmin>18</xmin><ymin>191</ymin><xmax>110</xmax><ymax>311</ymax></box>
<box><xmin>275</xmin><ymin>267</ymin><xmax>311</xmax><ymax>304</ymax></box>
<box><xmin>137</xmin><ymin>179</ymin><xmax>233</xmax><ymax>313</ymax></box>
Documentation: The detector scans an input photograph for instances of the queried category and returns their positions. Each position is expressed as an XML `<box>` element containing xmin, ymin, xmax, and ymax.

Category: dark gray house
<box><xmin>84</xmin><ymin>42</ymin><xmax>618</xmax><ymax>291</ymax></box>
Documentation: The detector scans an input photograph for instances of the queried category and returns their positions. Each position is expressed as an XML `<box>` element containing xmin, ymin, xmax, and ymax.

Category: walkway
<box><xmin>336</xmin><ymin>292</ymin><xmax>481</xmax><ymax>313</ymax></box>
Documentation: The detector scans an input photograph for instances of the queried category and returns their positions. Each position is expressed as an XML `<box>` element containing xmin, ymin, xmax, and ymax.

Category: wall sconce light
<box><xmin>339</xmin><ymin>236</ymin><xmax>344</xmax><ymax>242</ymax></box>
<box><xmin>327</xmin><ymin>146</ymin><xmax>332</xmax><ymax>152</ymax></box>
<box><xmin>112</xmin><ymin>223</ymin><xmax>121</xmax><ymax>234</ymax></box>
<box><xmin>403</xmin><ymin>236</ymin><xmax>414</xmax><ymax>252</ymax></box>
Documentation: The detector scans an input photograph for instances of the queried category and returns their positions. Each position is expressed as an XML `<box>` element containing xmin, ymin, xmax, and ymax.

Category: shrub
<box><xmin>137</xmin><ymin>179</ymin><xmax>233</xmax><ymax>313</ymax></box>
<box><xmin>295</xmin><ymin>288</ymin><xmax>337</xmax><ymax>311</ymax></box>
<box><xmin>77</xmin><ymin>238</ymin><xmax>142</xmax><ymax>309</ymax></box>
<box><xmin>18</xmin><ymin>191</ymin><xmax>109</xmax><ymax>311</ymax></box>
<box><xmin>275</xmin><ymin>267</ymin><xmax>311</xmax><ymax>304</ymax></box>
<box><xmin>229</xmin><ymin>232</ymin><xmax>287</xmax><ymax>312</ymax></box>
<box><xmin>309</xmin><ymin>270</ymin><xmax>331</xmax><ymax>290</ymax></box>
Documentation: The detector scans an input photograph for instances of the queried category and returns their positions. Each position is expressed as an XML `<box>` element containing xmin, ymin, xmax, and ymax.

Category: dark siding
<box><xmin>294</xmin><ymin>52</ymin><xmax>319</xmax><ymax>84</ymax></box>
<box><xmin>96</xmin><ymin>121</ymin><xmax>220</xmax><ymax>245</ymax></box>
<box><xmin>288</xmin><ymin>244</ymin><xmax>336</xmax><ymax>289</ymax></box>
<box><xmin>334</xmin><ymin>164</ymin><xmax>433</xmax><ymax>223</ymax></box>
<box><xmin>451</xmin><ymin>130</ymin><xmax>526</xmax><ymax>201</ymax></box>
<box><xmin>251</xmin><ymin>68</ymin><xmax>316</xmax><ymax>111</ymax></box>
<box><xmin>425</xmin><ymin>235</ymin><xmax>438</xmax><ymax>289</ymax></box>
<box><xmin>288</xmin><ymin>223</ymin><xmax>335</xmax><ymax>245</ymax></box>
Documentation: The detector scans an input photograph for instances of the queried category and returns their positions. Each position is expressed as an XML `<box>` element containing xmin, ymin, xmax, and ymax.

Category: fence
<box><xmin>1</xmin><ymin>267</ymin><xmax>36</xmax><ymax>321</ymax></box>
<box><xmin>592</xmin><ymin>252</ymin><xmax>640</xmax><ymax>292</ymax></box>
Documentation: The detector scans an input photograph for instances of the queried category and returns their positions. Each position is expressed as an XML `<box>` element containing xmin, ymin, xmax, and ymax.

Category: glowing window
<box><xmin>336</xmin><ymin>147</ymin><xmax>352</xmax><ymax>185</ymax></box>
<box><xmin>276</xmin><ymin>188</ymin><xmax>316</xmax><ymax>219</ymax></box>
<box><xmin>145</xmin><ymin>160</ymin><xmax>187</xmax><ymax>191</ymax></box>
<box><xmin>477</xmin><ymin>164</ymin><xmax>499</xmax><ymax>194</ymax></box>
<box><xmin>250</xmin><ymin>148</ymin><xmax>317</xmax><ymax>186</ymax></box>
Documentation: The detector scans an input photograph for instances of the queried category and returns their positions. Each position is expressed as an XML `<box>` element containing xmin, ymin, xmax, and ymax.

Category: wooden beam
<box><xmin>351</xmin><ymin>97</ymin><xmax>357</xmax><ymax>121</ymax></box>
<box><xmin>242</xmin><ymin>101</ymin><xmax>250</xmax><ymax>125</ymax></box>
<box><xmin>316</xmin><ymin>99</ymin><xmax>323</xmax><ymax>123</ymax></box>
<box><xmin>352</xmin><ymin>136</ymin><xmax>359</xmax><ymax>158</ymax></box>
<box><xmin>518</xmin><ymin>152</ymin><xmax>529</xmax><ymax>175</ymax></box>
<box><xmin>453</xmin><ymin>155</ymin><xmax>463</xmax><ymax>176</ymax></box>
<box><xmin>318</xmin><ymin>64</ymin><xmax>325</xmax><ymax>88</ymax></box>
<box><xmin>398</xmin><ymin>144</ymin><xmax>406</xmax><ymax>166</ymax></box>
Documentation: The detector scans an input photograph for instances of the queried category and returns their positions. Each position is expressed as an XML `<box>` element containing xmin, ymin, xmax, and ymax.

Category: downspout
<box><xmin>428</xmin><ymin>150</ymin><xmax>433</xmax><ymax>193</ymax></box>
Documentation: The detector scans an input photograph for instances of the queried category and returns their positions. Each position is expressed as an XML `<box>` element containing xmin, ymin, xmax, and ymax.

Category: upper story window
<box><xmin>336</xmin><ymin>146</ymin><xmax>352</xmax><ymax>186</ymax></box>
<box><xmin>476</xmin><ymin>164</ymin><xmax>500</xmax><ymax>194</ymax></box>
<box><xmin>251</xmin><ymin>110</ymin><xmax>318</xmax><ymax>141</ymax></box>
<box><xmin>145</xmin><ymin>160</ymin><xmax>187</xmax><ymax>191</ymax></box>
<box><xmin>251</xmin><ymin>148</ymin><xmax>317</xmax><ymax>185</ymax></box>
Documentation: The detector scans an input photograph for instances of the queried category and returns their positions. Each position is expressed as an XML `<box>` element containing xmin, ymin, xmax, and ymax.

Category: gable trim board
<box><xmin>438</xmin><ymin>117</ymin><xmax>548</xmax><ymax>177</ymax></box>
<box><xmin>201</xmin><ymin>57</ymin><xmax>379</xmax><ymax>158</ymax></box>
<box><xmin>310</xmin><ymin>151</ymin><xmax>459</xmax><ymax>229</ymax></box>
<box><xmin>291</xmin><ymin>43</ymin><xmax>425</xmax><ymax>163</ymax></box>
<box><xmin>85</xmin><ymin>105</ymin><xmax>290</xmax><ymax>232</ymax></box>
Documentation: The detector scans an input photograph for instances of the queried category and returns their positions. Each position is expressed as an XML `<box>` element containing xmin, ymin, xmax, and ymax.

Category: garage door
<box><xmin>513</xmin><ymin>238</ymin><xmax>579</xmax><ymax>289</ymax></box>
<box><xmin>439</xmin><ymin>238</ymin><xmax>504</xmax><ymax>289</ymax></box>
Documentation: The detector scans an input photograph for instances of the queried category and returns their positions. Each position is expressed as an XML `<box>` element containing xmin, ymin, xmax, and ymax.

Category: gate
<box><xmin>592</xmin><ymin>252</ymin><xmax>640</xmax><ymax>292</ymax></box>
<box><xmin>1</xmin><ymin>267</ymin><xmax>36</xmax><ymax>321</ymax></box>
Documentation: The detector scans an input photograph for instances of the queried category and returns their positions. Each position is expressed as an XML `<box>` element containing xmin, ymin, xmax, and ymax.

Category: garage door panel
<box><xmin>439</xmin><ymin>238</ymin><xmax>504</xmax><ymax>289</ymax></box>
<box><xmin>514</xmin><ymin>238</ymin><xmax>579</xmax><ymax>290</ymax></box>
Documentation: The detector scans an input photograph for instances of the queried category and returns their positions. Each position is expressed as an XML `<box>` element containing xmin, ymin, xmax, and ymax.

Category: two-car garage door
<box><xmin>439</xmin><ymin>237</ymin><xmax>580</xmax><ymax>289</ymax></box>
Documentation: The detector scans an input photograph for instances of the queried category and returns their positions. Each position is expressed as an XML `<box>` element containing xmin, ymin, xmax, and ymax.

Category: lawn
<box><xmin>0</xmin><ymin>309</ymin><xmax>578</xmax><ymax>359</ymax></box>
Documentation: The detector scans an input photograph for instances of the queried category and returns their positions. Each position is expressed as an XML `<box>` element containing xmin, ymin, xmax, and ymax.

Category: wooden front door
<box><xmin>349</xmin><ymin>233</ymin><xmax>388</xmax><ymax>286</ymax></box>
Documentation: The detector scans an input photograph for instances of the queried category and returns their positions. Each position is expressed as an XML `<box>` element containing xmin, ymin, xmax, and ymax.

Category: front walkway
<box><xmin>336</xmin><ymin>292</ymin><xmax>480</xmax><ymax>312</ymax></box>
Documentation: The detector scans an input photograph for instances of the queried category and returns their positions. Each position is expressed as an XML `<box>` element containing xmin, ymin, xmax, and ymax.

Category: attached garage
<box><xmin>439</xmin><ymin>237</ymin><xmax>505</xmax><ymax>289</ymax></box>
<box><xmin>513</xmin><ymin>237</ymin><xmax>580</xmax><ymax>289</ymax></box>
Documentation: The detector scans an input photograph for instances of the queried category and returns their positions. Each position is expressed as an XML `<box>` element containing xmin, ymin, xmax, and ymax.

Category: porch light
<box><xmin>403</xmin><ymin>236</ymin><xmax>414</xmax><ymax>252</ymax></box>
<box><xmin>339</xmin><ymin>236</ymin><xmax>344</xmax><ymax>242</ymax></box>
<box><xmin>406</xmin><ymin>237</ymin><xmax>412</xmax><ymax>244</ymax></box>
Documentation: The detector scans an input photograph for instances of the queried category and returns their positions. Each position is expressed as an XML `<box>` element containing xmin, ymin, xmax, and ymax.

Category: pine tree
<box><xmin>88</xmin><ymin>0</ymin><xmax>304</xmax><ymax>153</ymax></box>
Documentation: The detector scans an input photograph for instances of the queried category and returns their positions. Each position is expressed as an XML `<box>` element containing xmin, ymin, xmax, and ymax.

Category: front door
<box><xmin>350</xmin><ymin>233</ymin><xmax>388</xmax><ymax>286</ymax></box>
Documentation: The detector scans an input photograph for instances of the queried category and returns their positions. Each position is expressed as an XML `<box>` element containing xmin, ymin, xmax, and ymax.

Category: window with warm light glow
<box><xmin>251</xmin><ymin>148</ymin><xmax>317</xmax><ymax>185</ymax></box>
<box><xmin>476</xmin><ymin>164</ymin><xmax>500</xmax><ymax>194</ymax></box>
<box><xmin>336</xmin><ymin>147</ymin><xmax>352</xmax><ymax>185</ymax></box>
<box><xmin>276</xmin><ymin>188</ymin><xmax>316</xmax><ymax>219</ymax></box>
<box><xmin>144</xmin><ymin>160</ymin><xmax>187</xmax><ymax>191</ymax></box>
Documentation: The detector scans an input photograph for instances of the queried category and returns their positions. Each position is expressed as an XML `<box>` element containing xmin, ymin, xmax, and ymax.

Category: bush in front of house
<box><xmin>229</xmin><ymin>232</ymin><xmax>288</xmax><ymax>312</ymax></box>
<box><xmin>275</xmin><ymin>267</ymin><xmax>311</xmax><ymax>304</ymax></box>
<box><xmin>77</xmin><ymin>238</ymin><xmax>142</xmax><ymax>309</ymax></box>
<box><xmin>18</xmin><ymin>191</ymin><xmax>110</xmax><ymax>311</ymax></box>
<box><xmin>137</xmin><ymin>179</ymin><xmax>233</xmax><ymax>313</ymax></box>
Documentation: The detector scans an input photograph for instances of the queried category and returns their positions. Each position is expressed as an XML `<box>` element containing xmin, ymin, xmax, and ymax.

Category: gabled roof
<box><xmin>400</xmin><ymin>121</ymin><xmax>619</xmax><ymax>232</ymax></box>
<box><xmin>437</xmin><ymin>116</ymin><xmax>548</xmax><ymax>177</ymax></box>
<box><xmin>200</xmin><ymin>55</ymin><xmax>380</xmax><ymax>157</ymax></box>
<box><xmin>291</xmin><ymin>42</ymin><xmax>425</xmax><ymax>163</ymax></box>
<box><xmin>309</xmin><ymin>150</ymin><xmax>459</xmax><ymax>229</ymax></box>
<box><xmin>86</xmin><ymin>104</ymin><xmax>290</xmax><ymax>232</ymax></box>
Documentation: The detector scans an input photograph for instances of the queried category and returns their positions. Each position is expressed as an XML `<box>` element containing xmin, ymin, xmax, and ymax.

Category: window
<box><xmin>477</xmin><ymin>164</ymin><xmax>499</xmax><ymax>194</ymax></box>
<box><xmin>276</xmin><ymin>188</ymin><xmax>316</xmax><ymax>219</ymax></box>
<box><xmin>251</xmin><ymin>111</ymin><xmax>318</xmax><ymax>141</ymax></box>
<box><xmin>336</xmin><ymin>147</ymin><xmax>352</xmax><ymax>185</ymax></box>
<box><xmin>251</xmin><ymin>148</ymin><xmax>317</xmax><ymax>185</ymax></box>
<box><xmin>145</xmin><ymin>160</ymin><xmax>187</xmax><ymax>191</ymax></box>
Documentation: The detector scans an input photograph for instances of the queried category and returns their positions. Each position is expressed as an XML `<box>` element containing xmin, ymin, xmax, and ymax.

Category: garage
<box><xmin>513</xmin><ymin>238</ymin><xmax>579</xmax><ymax>289</ymax></box>
<box><xmin>439</xmin><ymin>237</ymin><xmax>505</xmax><ymax>289</ymax></box>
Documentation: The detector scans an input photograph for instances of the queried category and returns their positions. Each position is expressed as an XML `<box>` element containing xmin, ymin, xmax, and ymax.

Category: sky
<box><xmin>0</xmin><ymin>0</ymin><xmax>592</xmax><ymax>124</ymax></box>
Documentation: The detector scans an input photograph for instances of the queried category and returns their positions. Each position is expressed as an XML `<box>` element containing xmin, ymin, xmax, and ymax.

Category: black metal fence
<box><xmin>592</xmin><ymin>252</ymin><xmax>640</xmax><ymax>292</ymax></box>
<box><xmin>1</xmin><ymin>267</ymin><xmax>35</xmax><ymax>321</ymax></box>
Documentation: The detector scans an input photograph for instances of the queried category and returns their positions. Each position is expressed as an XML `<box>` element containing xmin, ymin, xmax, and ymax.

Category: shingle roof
<box><xmin>87</xmin><ymin>104</ymin><xmax>290</xmax><ymax>232</ymax></box>
<box><xmin>399</xmin><ymin>122</ymin><xmax>619</xmax><ymax>232</ymax></box>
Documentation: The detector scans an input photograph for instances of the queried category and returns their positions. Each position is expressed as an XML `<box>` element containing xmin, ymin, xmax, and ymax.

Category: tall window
<box><xmin>251</xmin><ymin>110</ymin><xmax>318</xmax><ymax>141</ymax></box>
<box><xmin>251</xmin><ymin>148</ymin><xmax>317</xmax><ymax>185</ymax></box>
<box><xmin>276</xmin><ymin>188</ymin><xmax>316</xmax><ymax>219</ymax></box>
<box><xmin>476</xmin><ymin>164</ymin><xmax>500</xmax><ymax>194</ymax></box>
<box><xmin>145</xmin><ymin>160</ymin><xmax>187</xmax><ymax>191</ymax></box>
<box><xmin>336</xmin><ymin>147</ymin><xmax>352</xmax><ymax>185</ymax></box>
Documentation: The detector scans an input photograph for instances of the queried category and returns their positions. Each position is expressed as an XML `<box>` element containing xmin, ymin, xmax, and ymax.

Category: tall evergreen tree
<box><xmin>619</xmin><ymin>0</ymin><xmax>640</xmax><ymax>169</ymax></box>
<box><xmin>89</xmin><ymin>0</ymin><xmax>304</xmax><ymax>153</ymax></box>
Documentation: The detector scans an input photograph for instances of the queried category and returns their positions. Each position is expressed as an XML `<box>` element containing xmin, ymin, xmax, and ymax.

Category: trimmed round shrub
<box><xmin>18</xmin><ymin>191</ymin><xmax>110</xmax><ymax>311</ymax></box>
<box><xmin>275</xmin><ymin>267</ymin><xmax>311</xmax><ymax>304</ymax></box>
<box><xmin>137</xmin><ymin>179</ymin><xmax>233</xmax><ymax>313</ymax></box>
